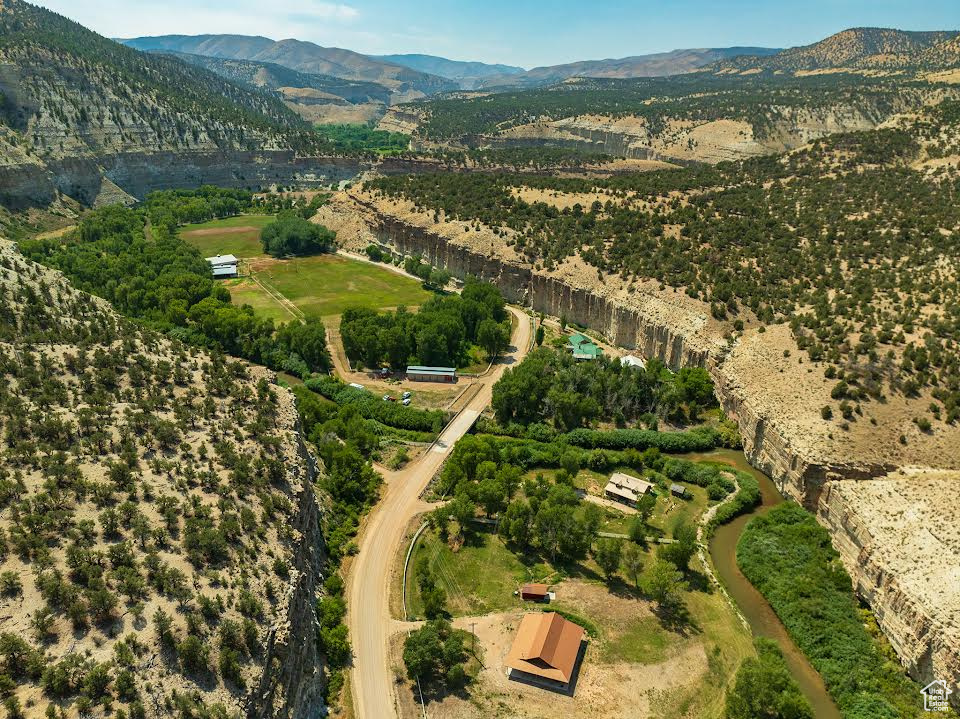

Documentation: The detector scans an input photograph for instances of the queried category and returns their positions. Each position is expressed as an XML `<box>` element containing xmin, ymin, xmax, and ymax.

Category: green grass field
<box><xmin>180</xmin><ymin>216</ymin><xmax>432</xmax><ymax>319</ymax></box>
<box><xmin>256</xmin><ymin>254</ymin><xmax>431</xmax><ymax>318</ymax></box>
<box><xmin>179</xmin><ymin>215</ymin><xmax>274</xmax><ymax>258</ymax></box>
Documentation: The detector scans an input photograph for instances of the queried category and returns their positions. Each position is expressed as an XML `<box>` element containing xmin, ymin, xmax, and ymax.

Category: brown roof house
<box><xmin>505</xmin><ymin>612</ymin><xmax>586</xmax><ymax>693</ymax></box>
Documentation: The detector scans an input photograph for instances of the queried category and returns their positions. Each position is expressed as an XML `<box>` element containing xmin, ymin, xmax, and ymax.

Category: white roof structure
<box><xmin>620</xmin><ymin>354</ymin><xmax>646</xmax><ymax>369</ymax></box>
<box><xmin>205</xmin><ymin>254</ymin><xmax>238</xmax><ymax>266</ymax></box>
<box><xmin>206</xmin><ymin>254</ymin><xmax>238</xmax><ymax>278</ymax></box>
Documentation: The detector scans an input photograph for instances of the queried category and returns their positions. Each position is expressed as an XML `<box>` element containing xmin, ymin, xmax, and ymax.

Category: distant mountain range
<box><xmin>120</xmin><ymin>34</ymin><xmax>458</xmax><ymax>98</ymax></box>
<box><xmin>477</xmin><ymin>47</ymin><xmax>782</xmax><ymax>89</ymax></box>
<box><xmin>714</xmin><ymin>27</ymin><xmax>960</xmax><ymax>72</ymax></box>
<box><xmin>373</xmin><ymin>54</ymin><xmax>524</xmax><ymax>89</ymax></box>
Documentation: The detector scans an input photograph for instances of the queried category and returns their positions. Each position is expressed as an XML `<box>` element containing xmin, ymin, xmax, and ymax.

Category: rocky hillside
<box><xmin>0</xmin><ymin>1</ymin><xmax>375</xmax><ymax>210</ymax></box>
<box><xmin>716</xmin><ymin>27</ymin><xmax>960</xmax><ymax>72</ymax></box>
<box><xmin>121</xmin><ymin>35</ymin><xmax>458</xmax><ymax>100</ymax></box>
<box><xmin>156</xmin><ymin>51</ymin><xmax>395</xmax><ymax>125</ymax></box>
<box><xmin>0</xmin><ymin>237</ymin><xmax>326</xmax><ymax>717</ymax></box>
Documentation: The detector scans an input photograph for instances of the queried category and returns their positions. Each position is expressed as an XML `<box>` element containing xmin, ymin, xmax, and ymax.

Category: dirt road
<box><xmin>346</xmin><ymin>306</ymin><xmax>532</xmax><ymax>719</ymax></box>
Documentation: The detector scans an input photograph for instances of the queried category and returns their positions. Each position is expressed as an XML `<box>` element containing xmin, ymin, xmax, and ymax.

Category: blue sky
<box><xmin>34</xmin><ymin>0</ymin><xmax>960</xmax><ymax>68</ymax></box>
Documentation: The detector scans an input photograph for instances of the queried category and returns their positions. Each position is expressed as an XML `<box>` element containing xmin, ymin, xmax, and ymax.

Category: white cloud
<box><xmin>32</xmin><ymin>0</ymin><xmax>360</xmax><ymax>41</ymax></box>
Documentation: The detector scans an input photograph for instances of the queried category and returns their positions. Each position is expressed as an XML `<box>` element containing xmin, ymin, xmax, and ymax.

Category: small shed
<box><xmin>520</xmin><ymin>583</ymin><xmax>549</xmax><ymax>602</ymax></box>
<box><xmin>205</xmin><ymin>254</ymin><xmax>238</xmax><ymax>278</ymax></box>
<box><xmin>670</xmin><ymin>483</ymin><xmax>687</xmax><ymax>498</ymax></box>
<box><xmin>406</xmin><ymin>365</ymin><xmax>456</xmax><ymax>383</ymax></box>
<box><xmin>620</xmin><ymin>354</ymin><xmax>646</xmax><ymax>369</ymax></box>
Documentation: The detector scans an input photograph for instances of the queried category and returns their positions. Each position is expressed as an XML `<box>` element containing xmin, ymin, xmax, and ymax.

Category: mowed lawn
<box><xmin>180</xmin><ymin>215</ymin><xmax>432</xmax><ymax>319</ymax></box>
<box><xmin>179</xmin><ymin>215</ymin><xmax>274</xmax><ymax>258</ymax></box>
<box><xmin>256</xmin><ymin>254</ymin><xmax>431</xmax><ymax>318</ymax></box>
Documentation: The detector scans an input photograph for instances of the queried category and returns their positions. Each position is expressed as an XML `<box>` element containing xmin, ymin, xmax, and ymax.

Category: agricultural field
<box><xmin>179</xmin><ymin>215</ymin><xmax>433</xmax><ymax>320</ymax></box>
<box><xmin>179</xmin><ymin>214</ymin><xmax>274</xmax><ymax>257</ymax></box>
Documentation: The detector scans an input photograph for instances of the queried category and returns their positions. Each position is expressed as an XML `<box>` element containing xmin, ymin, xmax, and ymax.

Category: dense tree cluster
<box><xmin>725</xmin><ymin>638</ymin><xmax>813</xmax><ymax>719</ymax></box>
<box><xmin>20</xmin><ymin>204</ymin><xmax>331</xmax><ymax>377</ymax></box>
<box><xmin>340</xmin><ymin>277</ymin><xmax>509</xmax><ymax>369</ymax></box>
<box><xmin>260</xmin><ymin>212</ymin><xmax>336</xmax><ymax>257</ymax></box>
<box><xmin>492</xmin><ymin>348</ymin><xmax>716</xmax><ymax>429</ymax></box>
<box><xmin>737</xmin><ymin>503</ymin><xmax>926</xmax><ymax>718</ymax></box>
<box><xmin>312</xmin><ymin>123</ymin><xmax>411</xmax><ymax>155</ymax></box>
<box><xmin>370</xmin><ymin>106</ymin><xmax>960</xmax><ymax>422</ymax></box>
<box><xmin>402</xmin><ymin>620</ymin><xmax>470</xmax><ymax>691</ymax></box>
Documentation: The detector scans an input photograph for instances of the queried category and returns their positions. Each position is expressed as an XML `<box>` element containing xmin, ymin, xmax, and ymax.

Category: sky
<box><xmin>31</xmin><ymin>0</ymin><xmax>960</xmax><ymax>68</ymax></box>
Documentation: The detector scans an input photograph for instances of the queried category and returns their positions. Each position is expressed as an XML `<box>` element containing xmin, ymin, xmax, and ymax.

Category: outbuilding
<box><xmin>520</xmin><ymin>583</ymin><xmax>550</xmax><ymax>602</ymax></box>
<box><xmin>670</xmin><ymin>483</ymin><xmax>687</xmax><ymax>498</ymax></box>
<box><xmin>567</xmin><ymin>332</ymin><xmax>603</xmax><ymax>361</ymax></box>
<box><xmin>205</xmin><ymin>254</ymin><xmax>239</xmax><ymax>278</ymax></box>
<box><xmin>620</xmin><ymin>354</ymin><xmax>646</xmax><ymax>369</ymax></box>
<box><xmin>405</xmin><ymin>365</ymin><xmax>456</xmax><ymax>383</ymax></box>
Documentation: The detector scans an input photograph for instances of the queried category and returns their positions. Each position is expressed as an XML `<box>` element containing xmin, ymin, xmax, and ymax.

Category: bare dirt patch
<box><xmin>181</xmin><ymin>225</ymin><xmax>260</xmax><ymax>237</ymax></box>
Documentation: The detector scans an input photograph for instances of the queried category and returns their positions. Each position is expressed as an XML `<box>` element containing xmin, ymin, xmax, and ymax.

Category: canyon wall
<box><xmin>0</xmin><ymin>151</ymin><xmax>368</xmax><ymax>208</ymax></box>
<box><xmin>247</xmin><ymin>409</ymin><xmax>328</xmax><ymax>719</ymax></box>
<box><xmin>350</xmin><ymin>197</ymin><xmax>960</xmax><ymax>704</ymax></box>
<box><xmin>818</xmin><ymin>474</ymin><xmax>960</xmax><ymax>710</ymax></box>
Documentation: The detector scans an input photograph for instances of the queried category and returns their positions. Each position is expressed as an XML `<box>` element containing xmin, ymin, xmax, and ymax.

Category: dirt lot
<box><xmin>391</xmin><ymin>601</ymin><xmax>713</xmax><ymax>719</ymax></box>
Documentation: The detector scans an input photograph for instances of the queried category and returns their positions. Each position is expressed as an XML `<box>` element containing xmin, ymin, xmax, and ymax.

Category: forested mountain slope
<box><xmin>0</xmin><ymin>237</ymin><xmax>326</xmax><ymax>717</ymax></box>
<box><xmin>715</xmin><ymin>27</ymin><xmax>960</xmax><ymax>72</ymax></box>
<box><xmin>385</xmin><ymin>71</ymin><xmax>958</xmax><ymax>164</ymax></box>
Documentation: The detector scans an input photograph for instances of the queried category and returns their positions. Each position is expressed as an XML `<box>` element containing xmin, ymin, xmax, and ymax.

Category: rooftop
<box><xmin>406</xmin><ymin>365</ymin><xmax>456</xmax><ymax>374</ymax></box>
<box><xmin>609</xmin><ymin>472</ymin><xmax>653</xmax><ymax>495</ymax></box>
<box><xmin>205</xmin><ymin>254</ymin><xmax>238</xmax><ymax>265</ymax></box>
<box><xmin>505</xmin><ymin>612</ymin><xmax>585</xmax><ymax>685</ymax></box>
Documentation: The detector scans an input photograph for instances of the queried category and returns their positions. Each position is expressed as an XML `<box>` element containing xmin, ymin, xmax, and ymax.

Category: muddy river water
<box><xmin>690</xmin><ymin>450</ymin><xmax>842</xmax><ymax>719</ymax></box>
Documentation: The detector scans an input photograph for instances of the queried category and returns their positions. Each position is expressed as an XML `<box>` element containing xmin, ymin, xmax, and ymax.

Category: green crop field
<box><xmin>179</xmin><ymin>215</ymin><xmax>274</xmax><ymax>258</ymax></box>
<box><xmin>180</xmin><ymin>216</ymin><xmax>433</xmax><ymax>320</ymax></box>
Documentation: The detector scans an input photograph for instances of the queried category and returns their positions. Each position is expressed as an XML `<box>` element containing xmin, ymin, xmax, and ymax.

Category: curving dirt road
<box><xmin>346</xmin><ymin>306</ymin><xmax>532</xmax><ymax>719</ymax></box>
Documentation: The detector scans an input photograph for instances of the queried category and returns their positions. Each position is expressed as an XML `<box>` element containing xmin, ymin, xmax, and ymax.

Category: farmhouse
<box><xmin>567</xmin><ymin>332</ymin><xmax>602</xmax><ymax>361</ymax></box>
<box><xmin>406</xmin><ymin>365</ymin><xmax>456</xmax><ymax>383</ymax></box>
<box><xmin>604</xmin><ymin>472</ymin><xmax>653</xmax><ymax>507</ymax></box>
<box><xmin>205</xmin><ymin>254</ymin><xmax>238</xmax><ymax>278</ymax></box>
<box><xmin>520</xmin><ymin>583</ymin><xmax>550</xmax><ymax>602</ymax></box>
<box><xmin>505</xmin><ymin>612</ymin><xmax>586</xmax><ymax>691</ymax></box>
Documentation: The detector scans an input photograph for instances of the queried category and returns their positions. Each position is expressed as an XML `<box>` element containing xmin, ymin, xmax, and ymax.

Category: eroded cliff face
<box><xmin>247</xmin><ymin>418</ymin><xmax>327</xmax><ymax>719</ymax></box>
<box><xmin>818</xmin><ymin>473</ymin><xmax>960</xmax><ymax>709</ymax></box>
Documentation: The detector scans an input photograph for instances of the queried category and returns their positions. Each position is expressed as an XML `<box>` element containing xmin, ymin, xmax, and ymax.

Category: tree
<box><xmin>477</xmin><ymin>318</ymin><xmax>509</xmax><ymax>360</ymax></box>
<box><xmin>261</xmin><ymin>212</ymin><xmax>336</xmax><ymax>257</ymax></box>
<box><xmin>535</xmin><ymin>324</ymin><xmax>545</xmax><ymax>346</ymax></box>
<box><xmin>658</xmin><ymin>520</ymin><xmax>697</xmax><ymax>571</ymax></box>
<box><xmin>725</xmin><ymin>639</ymin><xmax>814</xmax><ymax>719</ymax></box>
<box><xmin>402</xmin><ymin>620</ymin><xmax>468</xmax><ymax>689</ymax></box>
<box><xmin>176</xmin><ymin>635</ymin><xmax>209</xmax><ymax>674</ymax></box>
<box><xmin>641</xmin><ymin>559</ymin><xmax>686</xmax><ymax>608</ymax></box>
<box><xmin>622</xmin><ymin>543</ymin><xmax>644</xmax><ymax>588</ymax></box>
<box><xmin>593</xmin><ymin>538</ymin><xmax>622</xmax><ymax>580</ymax></box>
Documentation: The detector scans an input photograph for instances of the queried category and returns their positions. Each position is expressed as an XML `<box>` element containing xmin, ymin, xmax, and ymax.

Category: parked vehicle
<box><xmin>402</xmin><ymin>398</ymin><xmax>412</xmax><ymax>406</ymax></box>
<box><xmin>402</xmin><ymin>391</ymin><xmax>411</xmax><ymax>400</ymax></box>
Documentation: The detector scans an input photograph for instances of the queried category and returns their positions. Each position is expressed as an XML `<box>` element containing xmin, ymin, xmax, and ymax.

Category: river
<box><xmin>691</xmin><ymin>450</ymin><xmax>842</xmax><ymax>719</ymax></box>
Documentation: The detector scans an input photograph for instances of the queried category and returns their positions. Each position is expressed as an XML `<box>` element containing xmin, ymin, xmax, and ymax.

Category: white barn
<box><xmin>206</xmin><ymin>254</ymin><xmax>238</xmax><ymax>278</ymax></box>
